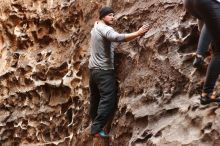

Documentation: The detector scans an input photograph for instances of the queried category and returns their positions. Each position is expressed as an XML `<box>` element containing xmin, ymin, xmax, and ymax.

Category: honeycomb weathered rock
<box><xmin>0</xmin><ymin>0</ymin><xmax>220</xmax><ymax>146</ymax></box>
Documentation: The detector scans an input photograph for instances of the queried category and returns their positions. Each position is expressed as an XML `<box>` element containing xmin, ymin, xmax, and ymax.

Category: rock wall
<box><xmin>0</xmin><ymin>0</ymin><xmax>220</xmax><ymax>146</ymax></box>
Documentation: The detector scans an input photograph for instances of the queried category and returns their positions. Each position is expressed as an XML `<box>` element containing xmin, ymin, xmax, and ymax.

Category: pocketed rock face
<box><xmin>0</xmin><ymin>0</ymin><xmax>219</xmax><ymax>146</ymax></box>
<box><xmin>0</xmin><ymin>0</ymin><xmax>90</xmax><ymax>145</ymax></box>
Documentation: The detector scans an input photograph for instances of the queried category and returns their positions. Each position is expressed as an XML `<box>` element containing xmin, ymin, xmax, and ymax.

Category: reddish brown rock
<box><xmin>0</xmin><ymin>0</ymin><xmax>219</xmax><ymax>146</ymax></box>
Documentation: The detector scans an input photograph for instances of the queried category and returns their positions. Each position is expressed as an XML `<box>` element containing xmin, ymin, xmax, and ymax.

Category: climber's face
<box><xmin>102</xmin><ymin>13</ymin><xmax>115</xmax><ymax>25</ymax></box>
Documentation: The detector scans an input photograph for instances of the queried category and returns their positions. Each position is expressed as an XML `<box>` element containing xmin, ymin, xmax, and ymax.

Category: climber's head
<box><xmin>99</xmin><ymin>6</ymin><xmax>115</xmax><ymax>25</ymax></box>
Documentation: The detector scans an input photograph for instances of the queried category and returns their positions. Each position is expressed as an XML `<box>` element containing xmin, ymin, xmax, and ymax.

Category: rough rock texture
<box><xmin>0</xmin><ymin>0</ymin><xmax>220</xmax><ymax>146</ymax></box>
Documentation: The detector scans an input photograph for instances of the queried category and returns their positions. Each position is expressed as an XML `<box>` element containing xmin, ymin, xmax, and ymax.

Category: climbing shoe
<box><xmin>200</xmin><ymin>96</ymin><xmax>215</xmax><ymax>105</ymax></box>
<box><xmin>94</xmin><ymin>130</ymin><xmax>110</xmax><ymax>138</ymax></box>
<box><xmin>200</xmin><ymin>92</ymin><xmax>220</xmax><ymax>105</ymax></box>
<box><xmin>193</xmin><ymin>54</ymin><xmax>204</xmax><ymax>69</ymax></box>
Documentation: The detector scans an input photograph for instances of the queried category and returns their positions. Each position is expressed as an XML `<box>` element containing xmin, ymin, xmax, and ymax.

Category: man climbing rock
<box><xmin>88</xmin><ymin>6</ymin><xmax>149</xmax><ymax>137</ymax></box>
<box><xmin>183</xmin><ymin>0</ymin><xmax>220</xmax><ymax>104</ymax></box>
